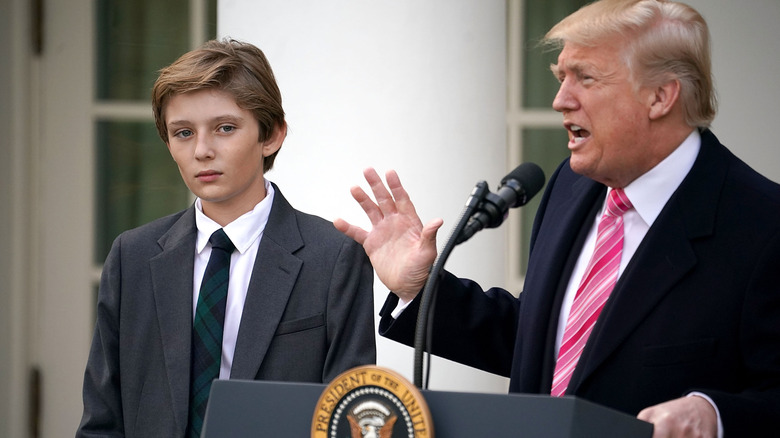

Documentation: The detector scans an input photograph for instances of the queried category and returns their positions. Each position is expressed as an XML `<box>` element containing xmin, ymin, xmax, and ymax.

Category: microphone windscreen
<box><xmin>501</xmin><ymin>162</ymin><xmax>546</xmax><ymax>207</ymax></box>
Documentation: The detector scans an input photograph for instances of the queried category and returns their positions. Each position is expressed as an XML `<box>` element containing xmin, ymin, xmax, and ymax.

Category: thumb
<box><xmin>420</xmin><ymin>218</ymin><xmax>444</xmax><ymax>246</ymax></box>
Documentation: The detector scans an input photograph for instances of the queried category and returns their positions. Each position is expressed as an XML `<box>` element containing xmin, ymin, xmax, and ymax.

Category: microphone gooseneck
<box><xmin>412</xmin><ymin>162</ymin><xmax>545</xmax><ymax>389</ymax></box>
<box><xmin>455</xmin><ymin>162</ymin><xmax>546</xmax><ymax>244</ymax></box>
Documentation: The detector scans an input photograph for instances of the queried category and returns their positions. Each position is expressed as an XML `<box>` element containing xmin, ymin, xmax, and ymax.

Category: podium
<box><xmin>201</xmin><ymin>379</ymin><xmax>652</xmax><ymax>437</ymax></box>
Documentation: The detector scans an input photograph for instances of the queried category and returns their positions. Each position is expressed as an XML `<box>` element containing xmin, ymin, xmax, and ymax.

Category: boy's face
<box><xmin>164</xmin><ymin>88</ymin><xmax>283</xmax><ymax>222</ymax></box>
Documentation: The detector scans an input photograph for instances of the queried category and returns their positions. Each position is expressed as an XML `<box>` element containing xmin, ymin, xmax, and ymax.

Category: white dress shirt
<box><xmin>193</xmin><ymin>178</ymin><xmax>274</xmax><ymax>379</ymax></box>
<box><xmin>555</xmin><ymin>130</ymin><xmax>701</xmax><ymax>355</ymax></box>
<box><xmin>553</xmin><ymin>130</ymin><xmax>722</xmax><ymax>437</ymax></box>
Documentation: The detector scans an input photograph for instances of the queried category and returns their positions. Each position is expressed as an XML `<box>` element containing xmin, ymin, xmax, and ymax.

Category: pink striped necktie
<box><xmin>551</xmin><ymin>188</ymin><xmax>633</xmax><ymax>397</ymax></box>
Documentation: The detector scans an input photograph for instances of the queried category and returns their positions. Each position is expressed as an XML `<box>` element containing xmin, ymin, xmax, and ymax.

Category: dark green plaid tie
<box><xmin>188</xmin><ymin>228</ymin><xmax>235</xmax><ymax>437</ymax></box>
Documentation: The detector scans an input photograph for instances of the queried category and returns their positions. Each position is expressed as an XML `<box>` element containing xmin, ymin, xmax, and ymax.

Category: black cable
<box><xmin>412</xmin><ymin>181</ymin><xmax>488</xmax><ymax>388</ymax></box>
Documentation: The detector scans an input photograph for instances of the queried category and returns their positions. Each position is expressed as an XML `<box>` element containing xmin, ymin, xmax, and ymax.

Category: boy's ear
<box><xmin>262</xmin><ymin>123</ymin><xmax>286</xmax><ymax>157</ymax></box>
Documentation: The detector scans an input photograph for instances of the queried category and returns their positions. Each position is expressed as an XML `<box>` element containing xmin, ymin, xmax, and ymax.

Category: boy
<box><xmin>78</xmin><ymin>39</ymin><xmax>375</xmax><ymax>437</ymax></box>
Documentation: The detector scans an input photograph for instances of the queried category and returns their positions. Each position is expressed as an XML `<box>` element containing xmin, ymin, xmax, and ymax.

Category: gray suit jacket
<box><xmin>77</xmin><ymin>184</ymin><xmax>375</xmax><ymax>437</ymax></box>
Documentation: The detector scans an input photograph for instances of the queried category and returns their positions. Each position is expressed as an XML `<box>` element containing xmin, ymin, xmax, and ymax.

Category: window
<box><xmin>92</xmin><ymin>0</ymin><xmax>217</xmax><ymax>285</ymax></box>
<box><xmin>506</xmin><ymin>0</ymin><xmax>588</xmax><ymax>289</ymax></box>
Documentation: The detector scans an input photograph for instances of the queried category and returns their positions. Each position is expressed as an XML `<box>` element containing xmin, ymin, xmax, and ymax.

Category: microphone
<box><xmin>455</xmin><ymin>162</ymin><xmax>545</xmax><ymax>244</ymax></box>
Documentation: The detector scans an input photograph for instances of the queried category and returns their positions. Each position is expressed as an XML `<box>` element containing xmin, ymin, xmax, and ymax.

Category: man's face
<box><xmin>551</xmin><ymin>42</ymin><xmax>655</xmax><ymax>188</ymax></box>
<box><xmin>165</xmin><ymin>88</ymin><xmax>281</xmax><ymax>218</ymax></box>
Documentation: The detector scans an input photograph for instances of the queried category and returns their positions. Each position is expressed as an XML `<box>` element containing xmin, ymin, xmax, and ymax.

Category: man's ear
<box><xmin>262</xmin><ymin>122</ymin><xmax>287</xmax><ymax>157</ymax></box>
<box><xmin>648</xmin><ymin>78</ymin><xmax>681</xmax><ymax>120</ymax></box>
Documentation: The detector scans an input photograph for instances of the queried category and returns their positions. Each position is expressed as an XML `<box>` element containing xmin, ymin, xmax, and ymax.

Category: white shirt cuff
<box><xmin>687</xmin><ymin>392</ymin><xmax>723</xmax><ymax>438</ymax></box>
<box><xmin>390</xmin><ymin>296</ymin><xmax>412</xmax><ymax>319</ymax></box>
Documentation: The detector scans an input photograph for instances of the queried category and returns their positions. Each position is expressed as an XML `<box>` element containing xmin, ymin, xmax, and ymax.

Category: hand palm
<box><xmin>361</xmin><ymin>209</ymin><xmax>437</xmax><ymax>297</ymax></box>
<box><xmin>334</xmin><ymin>168</ymin><xmax>443</xmax><ymax>301</ymax></box>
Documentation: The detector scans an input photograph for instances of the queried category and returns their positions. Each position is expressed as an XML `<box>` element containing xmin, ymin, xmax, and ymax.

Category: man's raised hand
<box><xmin>334</xmin><ymin>168</ymin><xmax>443</xmax><ymax>302</ymax></box>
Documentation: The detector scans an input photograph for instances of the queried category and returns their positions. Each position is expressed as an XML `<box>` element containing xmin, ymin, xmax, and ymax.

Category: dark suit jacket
<box><xmin>78</xmin><ymin>184</ymin><xmax>376</xmax><ymax>437</ymax></box>
<box><xmin>380</xmin><ymin>130</ymin><xmax>780</xmax><ymax>434</ymax></box>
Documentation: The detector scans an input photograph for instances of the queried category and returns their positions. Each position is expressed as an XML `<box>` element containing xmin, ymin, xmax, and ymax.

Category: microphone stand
<box><xmin>412</xmin><ymin>180</ymin><xmax>489</xmax><ymax>388</ymax></box>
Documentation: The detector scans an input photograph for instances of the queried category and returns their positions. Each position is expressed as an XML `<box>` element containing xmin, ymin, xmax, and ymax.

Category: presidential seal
<box><xmin>311</xmin><ymin>365</ymin><xmax>434</xmax><ymax>438</ymax></box>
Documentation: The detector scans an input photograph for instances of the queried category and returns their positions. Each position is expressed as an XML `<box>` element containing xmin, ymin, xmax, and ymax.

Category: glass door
<box><xmin>33</xmin><ymin>1</ymin><xmax>215</xmax><ymax>435</ymax></box>
<box><xmin>505</xmin><ymin>0</ymin><xmax>589</xmax><ymax>291</ymax></box>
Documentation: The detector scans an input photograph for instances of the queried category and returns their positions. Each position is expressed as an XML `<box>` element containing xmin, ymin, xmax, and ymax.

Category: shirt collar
<box><xmin>619</xmin><ymin>129</ymin><xmax>700</xmax><ymax>227</ymax></box>
<box><xmin>194</xmin><ymin>179</ymin><xmax>275</xmax><ymax>255</ymax></box>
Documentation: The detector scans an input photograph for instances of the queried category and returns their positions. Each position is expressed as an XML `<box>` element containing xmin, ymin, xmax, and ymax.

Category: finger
<box><xmin>385</xmin><ymin>169</ymin><xmax>422</xmax><ymax>225</ymax></box>
<box><xmin>333</xmin><ymin>218</ymin><xmax>369</xmax><ymax>245</ymax></box>
<box><xmin>637</xmin><ymin>408</ymin><xmax>668</xmax><ymax>438</ymax></box>
<box><xmin>364</xmin><ymin>168</ymin><xmax>398</xmax><ymax>216</ymax></box>
<box><xmin>636</xmin><ymin>407</ymin><xmax>652</xmax><ymax>422</ymax></box>
<box><xmin>350</xmin><ymin>185</ymin><xmax>385</xmax><ymax>225</ymax></box>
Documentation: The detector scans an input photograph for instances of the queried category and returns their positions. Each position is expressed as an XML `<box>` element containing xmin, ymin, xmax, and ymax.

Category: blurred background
<box><xmin>1</xmin><ymin>0</ymin><xmax>778</xmax><ymax>436</ymax></box>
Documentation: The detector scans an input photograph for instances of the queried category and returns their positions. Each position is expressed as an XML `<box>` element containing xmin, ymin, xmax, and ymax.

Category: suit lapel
<box><xmin>525</xmin><ymin>173</ymin><xmax>604</xmax><ymax>341</ymax></box>
<box><xmin>568</xmin><ymin>131</ymin><xmax>727</xmax><ymax>393</ymax></box>
<box><xmin>569</xmin><ymin>206</ymin><xmax>698</xmax><ymax>391</ymax></box>
<box><xmin>513</xmin><ymin>165</ymin><xmax>605</xmax><ymax>393</ymax></box>
<box><xmin>149</xmin><ymin>207</ymin><xmax>197</xmax><ymax>435</ymax></box>
<box><xmin>230</xmin><ymin>186</ymin><xmax>304</xmax><ymax>380</ymax></box>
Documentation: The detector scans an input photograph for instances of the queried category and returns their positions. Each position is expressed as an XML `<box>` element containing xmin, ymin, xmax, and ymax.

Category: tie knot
<box><xmin>209</xmin><ymin>228</ymin><xmax>235</xmax><ymax>253</ymax></box>
<box><xmin>605</xmin><ymin>188</ymin><xmax>632</xmax><ymax>218</ymax></box>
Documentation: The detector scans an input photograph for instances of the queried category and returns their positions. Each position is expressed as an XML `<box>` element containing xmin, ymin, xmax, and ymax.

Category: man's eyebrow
<box><xmin>551</xmin><ymin>60</ymin><xmax>584</xmax><ymax>73</ymax></box>
<box><xmin>550</xmin><ymin>62</ymin><xmax>579</xmax><ymax>79</ymax></box>
<box><xmin>550</xmin><ymin>61</ymin><xmax>602</xmax><ymax>80</ymax></box>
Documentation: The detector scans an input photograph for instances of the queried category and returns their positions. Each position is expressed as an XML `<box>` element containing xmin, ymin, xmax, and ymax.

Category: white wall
<box><xmin>685</xmin><ymin>0</ymin><xmax>780</xmax><ymax>182</ymax></box>
<box><xmin>217</xmin><ymin>0</ymin><xmax>780</xmax><ymax>395</ymax></box>
<box><xmin>218</xmin><ymin>0</ymin><xmax>510</xmax><ymax>392</ymax></box>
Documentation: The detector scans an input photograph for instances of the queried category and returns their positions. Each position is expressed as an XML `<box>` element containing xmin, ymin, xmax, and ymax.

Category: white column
<box><xmin>219</xmin><ymin>0</ymin><xmax>510</xmax><ymax>392</ymax></box>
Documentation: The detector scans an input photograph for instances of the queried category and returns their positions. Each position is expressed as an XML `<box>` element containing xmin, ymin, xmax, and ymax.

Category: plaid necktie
<box><xmin>188</xmin><ymin>228</ymin><xmax>235</xmax><ymax>437</ymax></box>
<box><xmin>551</xmin><ymin>188</ymin><xmax>632</xmax><ymax>397</ymax></box>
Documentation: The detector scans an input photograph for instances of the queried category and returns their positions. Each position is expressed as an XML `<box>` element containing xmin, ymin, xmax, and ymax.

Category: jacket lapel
<box><xmin>524</xmin><ymin>172</ymin><xmax>605</xmax><ymax>347</ymax></box>
<box><xmin>513</xmin><ymin>165</ymin><xmax>605</xmax><ymax>393</ymax></box>
<box><xmin>149</xmin><ymin>207</ymin><xmax>197</xmax><ymax>435</ymax></box>
<box><xmin>568</xmin><ymin>131</ymin><xmax>727</xmax><ymax>393</ymax></box>
<box><xmin>230</xmin><ymin>186</ymin><xmax>304</xmax><ymax>380</ymax></box>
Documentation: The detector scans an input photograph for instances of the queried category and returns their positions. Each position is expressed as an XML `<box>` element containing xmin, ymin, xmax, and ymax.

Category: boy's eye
<box><xmin>219</xmin><ymin>125</ymin><xmax>235</xmax><ymax>133</ymax></box>
<box><xmin>174</xmin><ymin>129</ymin><xmax>193</xmax><ymax>138</ymax></box>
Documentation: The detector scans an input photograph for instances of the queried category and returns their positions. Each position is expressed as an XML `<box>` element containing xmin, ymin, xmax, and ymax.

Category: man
<box><xmin>78</xmin><ymin>39</ymin><xmax>376</xmax><ymax>437</ymax></box>
<box><xmin>335</xmin><ymin>0</ymin><xmax>780</xmax><ymax>436</ymax></box>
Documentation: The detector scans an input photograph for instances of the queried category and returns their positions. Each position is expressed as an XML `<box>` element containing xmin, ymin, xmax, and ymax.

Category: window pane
<box><xmin>519</xmin><ymin>128</ymin><xmax>570</xmax><ymax>274</ymax></box>
<box><xmin>522</xmin><ymin>0</ymin><xmax>589</xmax><ymax>109</ymax></box>
<box><xmin>96</xmin><ymin>0</ymin><xmax>191</xmax><ymax>101</ymax></box>
<box><xmin>207</xmin><ymin>0</ymin><xmax>218</xmax><ymax>40</ymax></box>
<box><xmin>95</xmin><ymin>121</ymin><xmax>191</xmax><ymax>263</ymax></box>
